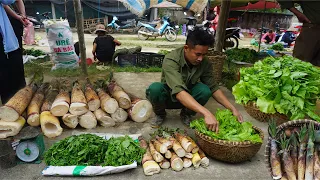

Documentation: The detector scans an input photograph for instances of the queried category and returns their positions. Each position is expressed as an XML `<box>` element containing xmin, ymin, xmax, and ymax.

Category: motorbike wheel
<box><xmin>138</xmin><ymin>27</ymin><xmax>150</xmax><ymax>40</ymax></box>
<box><xmin>224</xmin><ymin>35</ymin><xmax>239</xmax><ymax>50</ymax></box>
<box><xmin>106</xmin><ymin>27</ymin><xmax>115</xmax><ymax>34</ymax></box>
<box><xmin>164</xmin><ymin>29</ymin><xmax>177</xmax><ymax>42</ymax></box>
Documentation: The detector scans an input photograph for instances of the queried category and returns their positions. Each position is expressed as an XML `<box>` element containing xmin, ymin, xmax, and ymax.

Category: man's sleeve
<box><xmin>162</xmin><ymin>58</ymin><xmax>188</xmax><ymax>101</ymax></box>
<box><xmin>200</xmin><ymin>61</ymin><xmax>219</xmax><ymax>94</ymax></box>
<box><xmin>277</xmin><ymin>1</ymin><xmax>294</xmax><ymax>9</ymax></box>
<box><xmin>0</xmin><ymin>0</ymin><xmax>15</xmax><ymax>5</ymax></box>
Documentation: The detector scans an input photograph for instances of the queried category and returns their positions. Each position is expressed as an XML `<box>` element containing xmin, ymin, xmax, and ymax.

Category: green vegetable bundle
<box><xmin>158</xmin><ymin>49</ymin><xmax>170</xmax><ymax>55</ymax></box>
<box><xmin>270</xmin><ymin>43</ymin><xmax>284</xmax><ymax>51</ymax></box>
<box><xmin>44</xmin><ymin>134</ymin><xmax>145</xmax><ymax>166</ymax></box>
<box><xmin>23</xmin><ymin>48</ymin><xmax>46</xmax><ymax>57</ymax></box>
<box><xmin>232</xmin><ymin>56</ymin><xmax>320</xmax><ymax>121</ymax></box>
<box><xmin>190</xmin><ymin>109</ymin><xmax>262</xmax><ymax>143</ymax></box>
<box><xmin>225</xmin><ymin>48</ymin><xmax>258</xmax><ymax>64</ymax></box>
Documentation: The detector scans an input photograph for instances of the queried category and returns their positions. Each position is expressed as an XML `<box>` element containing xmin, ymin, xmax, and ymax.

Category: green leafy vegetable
<box><xmin>104</xmin><ymin>136</ymin><xmax>145</xmax><ymax>166</ymax></box>
<box><xmin>190</xmin><ymin>109</ymin><xmax>262</xmax><ymax>143</ymax></box>
<box><xmin>23</xmin><ymin>48</ymin><xmax>46</xmax><ymax>57</ymax></box>
<box><xmin>232</xmin><ymin>56</ymin><xmax>320</xmax><ymax>121</ymax></box>
<box><xmin>225</xmin><ymin>48</ymin><xmax>258</xmax><ymax>64</ymax></box>
<box><xmin>270</xmin><ymin>43</ymin><xmax>284</xmax><ymax>51</ymax></box>
<box><xmin>44</xmin><ymin>134</ymin><xmax>145</xmax><ymax>166</ymax></box>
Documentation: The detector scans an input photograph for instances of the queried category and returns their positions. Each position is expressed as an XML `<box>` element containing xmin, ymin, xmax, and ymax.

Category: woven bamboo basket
<box><xmin>265</xmin><ymin>119</ymin><xmax>320</xmax><ymax>179</ymax></box>
<box><xmin>207</xmin><ymin>51</ymin><xmax>226</xmax><ymax>84</ymax></box>
<box><xmin>195</xmin><ymin>126</ymin><xmax>264</xmax><ymax>163</ymax></box>
<box><xmin>244</xmin><ymin>102</ymin><xmax>289</xmax><ymax>125</ymax></box>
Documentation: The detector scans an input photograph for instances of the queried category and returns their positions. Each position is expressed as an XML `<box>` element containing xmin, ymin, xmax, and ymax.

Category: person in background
<box><xmin>278</xmin><ymin>1</ymin><xmax>320</xmax><ymax>66</ymax></box>
<box><xmin>280</xmin><ymin>27</ymin><xmax>296</xmax><ymax>48</ymax></box>
<box><xmin>261</xmin><ymin>30</ymin><xmax>276</xmax><ymax>44</ymax></box>
<box><xmin>92</xmin><ymin>24</ymin><xmax>121</xmax><ymax>65</ymax></box>
<box><xmin>0</xmin><ymin>0</ymin><xmax>29</xmax><ymax>104</ymax></box>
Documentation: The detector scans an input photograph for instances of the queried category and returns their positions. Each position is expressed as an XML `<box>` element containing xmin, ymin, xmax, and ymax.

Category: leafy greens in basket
<box><xmin>190</xmin><ymin>109</ymin><xmax>262</xmax><ymax>143</ymax></box>
<box><xmin>232</xmin><ymin>56</ymin><xmax>320</xmax><ymax>121</ymax></box>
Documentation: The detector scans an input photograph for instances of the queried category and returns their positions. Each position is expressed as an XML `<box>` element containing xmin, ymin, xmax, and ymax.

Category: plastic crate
<box><xmin>137</xmin><ymin>52</ymin><xmax>165</xmax><ymax>67</ymax></box>
<box><xmin>117</xmin><ymin>54</ymin><xmax>137</xmax><ymax>67</ymax></box>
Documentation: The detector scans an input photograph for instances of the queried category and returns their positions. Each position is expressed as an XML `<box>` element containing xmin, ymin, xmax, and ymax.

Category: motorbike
<box><xmin>137</xmin><ymin>16</ymin><xmax>177</xmax><ymax>42</ymax></box>
<box><xmin>107</xmin><ymin>16</ymin><xmax>137</xmax><ymax>34</ymax></box>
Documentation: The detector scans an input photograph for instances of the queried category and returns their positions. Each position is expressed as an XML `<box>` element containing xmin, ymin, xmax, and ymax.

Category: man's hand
<box><xmin>204</xmin><ymin>113</ymin><xmax>219</xmax><ymax>133</ymax></box>
<box><xmin>232</xmin><ymin>109</ymin><xmax>243</xmax><ymax>123</ymax></box>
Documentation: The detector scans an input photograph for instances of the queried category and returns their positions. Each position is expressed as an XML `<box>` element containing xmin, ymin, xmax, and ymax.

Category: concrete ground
<box><xmin>0</xmin><ymin>72</ymin><xmax>271</xmax><ymax>180</ymax></box>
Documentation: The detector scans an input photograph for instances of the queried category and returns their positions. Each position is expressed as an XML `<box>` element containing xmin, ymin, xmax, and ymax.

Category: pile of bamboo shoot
<box><xmin>0</xmin><ymin>79</ymin><xmax>154</xmax><ymax>139</ymax></box>
<box><xmin>269</xmin><ymin>120</ymin><xmax>320</xmax><ymax>180</ymax></box>
<box><xmin>138</xmin><ymin>132</ymin><xmax>209</xmax><ymax>176</ymax></box>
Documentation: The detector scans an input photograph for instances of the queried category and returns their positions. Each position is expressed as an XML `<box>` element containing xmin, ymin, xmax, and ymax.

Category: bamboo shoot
<box><xmin>107</xmin><ymin>81</ymin><xmax>131</xmax><ymax>109</ymax></box>
<box><xmin>138</xmin><ymin>136</ymin><xmax>161</xmax><ymax>176</ymax></box>
<box><xmin>111</xmin><ymin>108</ymin><xmax>128</xmax><ymax>123</ymax></box>
<box><xmin>159</xmin><ymin>159</ymin><xmax>170</xmax><ymax>169</ymax></box>
<box><xmin>79</xmin><ymin>111</ymin><xmax>97</xmax><ymax>129</ymax></box>
<box><xmin>152</xmin><ymin>139</ymin><xmax>167</xmax><ymax>154</ymax></box>
<box><xmin>69</xmin><ymin>81</ymin><xmax>88</xmax><ymax>115</ymax></box>
<box><xmin>165</xmin><ymin>150</ymin><xmax>172</xmax><ymax>159</ymax></box>
<box><xmin>170</xmin><ymin>152</ymin><xmax>183</xmax><ymax>171</ymax></box>
<box><xmin>175</xmin><ymin>133</ymin><xmax>193</xmax><ymax>153</ymax></box>
<box><xmin>97</xmin><ymin>88</ymin><xmax>118</xmax><ymax>114</ymax></box>
<box><xmin>185</xmin><ymin>153</ymin><xmax>193</xmax><ymax>159</ymax></box>
<box><xmin>85</xmin><ymin>83</ymin><xmax>100</xmax><ymax>111</ymax></box>
<box><xmin>40</xmin><ymin>111</ymin><xmax>63</xmax><ymax>138</ymax></box>
<box><xmin>27</xmin><ymin>84</ymin><xmax>48</xmax><ymax>126</ymax></box>
<box><xmin>192</xmin><ymin>152</ymin><xmax>201</xmax><ymax>168</ymax></box>
<box><xmin>198</xmin><ymin>149</ymin><xmax>209</xmax><ymax>167</ymax></box>
<box><xmin>0</xmin><ymin>116</ymin><xmax>26</xmax><ymax>139</ymax></box>
<box><xmin>0</xmin><ymin>86</ymin><xmax>35</xmax><ymax>121</ymax></box>
<box><xmin>185</xmin><ymin>136</ymin><xmax>199</xmax><ymax>153</ymax></box>
<box><xmin>156</xmin><ymin>136</ymin><xmax>173</xmax><ymax>149</ymax></box>
<box><xmin>62</xmin><ymin>113</ymin><xmax>79</xmax><ymax>129</ymax></box>
<box><xmin>314</xmin><ymin>146</ymin><xmax>320</xmax><ymax>180</ymax></box>
<box><xmin>169</xmin><ymin>137</ymin><xmax>186</xmax><ymax>157</ymax></box>
<box><xmin>51</xmin><ymin>91</ymin><xmax>70</xmax><ymax>117</ymax></box>
<box><xmin>149</xmin><ymin>142</ymin><xmax>164</xmax><ymax>163</ymax></box>
<box><xmin>183</xmin><ymin>158</ymin><xmax>192</xmax><ymax>168</ymax></box>
<box><xmin>127</xmin><ymin>94</ymin><xmax>152</xmax><ymax>122</ymax></box>
<box><xmin>94</xmin><ymin>108</ymin><xmax>115</xmax><ymax>127</ymax></box>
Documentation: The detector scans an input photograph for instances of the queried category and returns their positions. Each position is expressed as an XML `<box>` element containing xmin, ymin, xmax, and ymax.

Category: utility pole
<box><xmin>64</xmin><ymin>0</ymin><xmax>67</xmax><ymax>19</ymax></box>
<box><xmin>73</xmin><ymin>0</ymin><xmax>88</xmax><ymax>76</ymax></box>
<box><xmin>51</xmin><ymin>2</ymin><xmax>56</xmax><ymax>19</ymax></box>
<box><xmin>214</xmin><ymin>0</ymin><xmax>231</xmax><ymax>52</ymax></box>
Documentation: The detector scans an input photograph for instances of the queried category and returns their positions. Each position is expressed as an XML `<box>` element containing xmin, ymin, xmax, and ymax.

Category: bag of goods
<box><xmin>44</xmin><ymin>19</ymin><xmax>79</xmax><ymax>70</ymax></box>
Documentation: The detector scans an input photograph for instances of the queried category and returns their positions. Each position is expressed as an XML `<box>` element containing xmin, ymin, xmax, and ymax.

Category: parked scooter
<box><xmin>107</xmin><ymin>16</ymin><xmax>137</xmax><ymax>34</ymax></box>
<box><xmin>137</xmin><ymin>16</ymin><xmax>177</xmax><ymax>42</ymax></box>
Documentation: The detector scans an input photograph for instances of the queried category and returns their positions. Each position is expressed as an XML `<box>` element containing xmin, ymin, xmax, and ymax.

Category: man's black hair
<box><xmin>186</xmin><ymin>27</ymin><xmax>214</xmax><ymax>48</ymax></box>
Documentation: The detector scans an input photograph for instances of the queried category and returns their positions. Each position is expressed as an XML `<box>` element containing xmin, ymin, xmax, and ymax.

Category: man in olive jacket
<box><xmin>146</xmin><ymin>28</ymin><xmax>242</xmax><ymax>132</ymax></box>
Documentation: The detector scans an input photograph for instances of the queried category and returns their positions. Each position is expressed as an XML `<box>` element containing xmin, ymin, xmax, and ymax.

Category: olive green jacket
<box><xmin>161</xmin><ymin>46</ymin><xmax>219</xmax><ymax>102</ymax></box>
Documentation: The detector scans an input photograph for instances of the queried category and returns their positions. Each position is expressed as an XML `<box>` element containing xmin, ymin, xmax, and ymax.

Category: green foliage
<box><xmin>44</xmin><ymin>134</ymin><xmax>145</xmax><ymax>166</ymax></box>
<box><xmin>158</xmin><ymin>49</ymin><xmax>171</xmax><ymax>55</ymax></box>
<box><xmin>232</xmin><ymin>56</ymin><xmax>320</xmax><ymax>121</ymax></box>
<box><xmin>23</xmin><ymin>48</ymin><xmax>46</xmax><ymax>57</ymax></box>
<box><xmin>225</xmin><ymin>48</ymin><xmax>258</xmax><ymax>64</ymax></box>
<box><xmin>270</xmin><ymin>43</ymin><xmax>284</xmax><ymax>51</ymax></box>
<box><xmin>190</xmin><ymin>109</ymin><xmax>262</xmax><ymax>143</ymax></box>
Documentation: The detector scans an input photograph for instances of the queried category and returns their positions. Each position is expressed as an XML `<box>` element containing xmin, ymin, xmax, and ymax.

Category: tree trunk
<box><xmin>214</xmin><ymin>0</ymin><xmax>232</xmax><ymax>52</ymax></box>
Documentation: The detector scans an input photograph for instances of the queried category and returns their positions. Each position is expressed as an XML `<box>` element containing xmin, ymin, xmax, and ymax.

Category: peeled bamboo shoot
<box><xmin>165</xmin><ymin>150</ymin><xmax>172</xmax><ymax>159</ymax></box>
<box><xmin>156</xmin><ymin>136</ymin><xmax>173</xmax><ymax>149</ymax></box>
<box><xmin>149</xmin><ymin>142</ymin><xmax>164</xmax><ymax>163</ymax></box>
<box><xmin>185</xmin><ymin>153</ymin><xmax>193</xmax><ymax>159</ymax></box>
<box><xmin>159</xmin><ymin>159</ymin><xmax>170</xmax><ymax>169</ymax></box>
<box><xmin>183</xmin><ymin>158</ymin><xmax>192</xmax><ymax>168</ymax></box>
<box><xmin>79</xmin><ymin>111</ymin><xmax>97</xmax><ymax>129</ymax></box>
<box><xmin>0</xmin><ymin>86</ymin><xmax>34</xmax><ymax>121</ymax></box>
<box><xmin>97</xmin><ymin>88</ymin><xmax>118</xmax><ymax>114</ymax></box>
<box><xmin>192</xmin><ymin>152</ymin><xmax>201</xmax><ymax>168</ymax></box>
<box><xmin>185</xmin><ymin>136</ymin><xmax>199</xmax><ymax>153</ymax></box>
<box><xmin>85</xmin><ymin>84</ymin><xmax>100</xmax><ymax>111</ymax></box>
<box><xmin>40</xmin><ymin>111</ymin><xmax>63</xmax><ymax>138</ymax></box>
<box><xmin>111</xmin><ymin>108</ymin><xmax>128</xmax><ymax>123</ymax></box>
<box><xmin>69</xmin><ymin>81</ymin><xmax>88</xmax><ymax>115</ymax></box>
<box><xmin>170</xmin><ymin>152</ymin><xmax>183</xmax><ymax>171</ymax></box>
<box><xmin>107</xmin><ymin>81</ymin><xmax>131</xmax><ymax>109</ymax></box>
<box><xmin>153</xmin><ymin>139</ymin><xmax>167</xmax><ymax>154</ymax></box>
<box><xmin>138</xmin><ymin>136</ymin><xmax>161</xmax><ymax>176</ymax></box>
<box><xmin>62</xmin><ymin>113</ymin><xmax>79</xmax><ymax>128</ymax></box>
<box><xmin>169</xmin><ymin>137</ymin><xmax>186</xmax><ymax>157</ymax></box>
<box><xmin>127</xmin><ymin>94</ymin><xmax>152</xmax><ymax>122</ymax></box>
<box><xmin>0</xmin><ymin>116</ymin><xmax>26</xmax><ymax>139</ymax></box>
<box><xmin>198</xmin><ymin>149</ymin><xmax>209</xmax><ymax>167</ymax></box>
<box><xmin>94</xmin><ymin>108</ymin><xmax>115</xmax><ymax>127</ymax></box>
<box><xmin>175</xmin><ymin>133</ymin><xmax>193</xmax><ymax>153</ymax></box>
<box><xmin>51</xmin><ymin>91</ymin><xmax>70</xmax><ymax>117</ymax></box>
